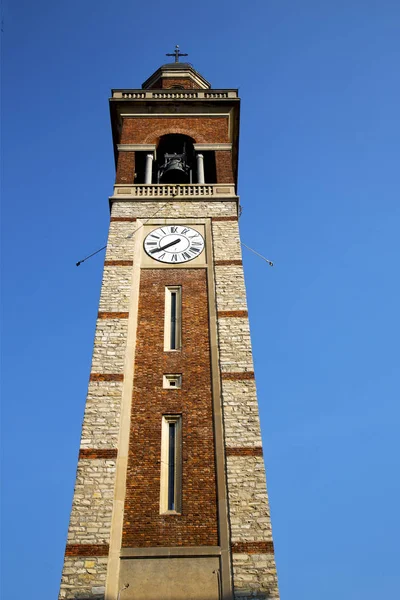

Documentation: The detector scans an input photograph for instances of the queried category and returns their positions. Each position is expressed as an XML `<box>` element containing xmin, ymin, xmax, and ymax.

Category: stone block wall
<box><xmin>221</xmin><ymin>380</ymin><xmax>262</xmax><ymax>447</ymax></box>
<box><xmin>104</xmin><ymin>220</ymin><xmax>136</xmax><ymax>262</ymax></box>
<box><xmin>212</xmin><ymin>218</ymin><xmax>280</xmax><ymax>599</ymax></box>
<box><xmin>59</xmin><ymin>557</ymin><xmax>108</xmax><ymax>600</ymax></box>
<box><xmin>232</xmin><ymin>554</ymin><xmax>279</xmax><ymax>600</ymax></box>
<box><xmin>91</xmin><ymin>318</ymin><xmax>128</xmax><ymax>374</ymax></box>
<box><xmin>80</xmin><ymin>380</ymin><xmax>122</xmax><ymax>449</ymax></box>
<box><xmin>111</xmin><ymin>200</ymin><xmax>238</xmax><ymax>220</ymax></box>
<box><xmin>214</xmin><ymin>265</ymin><xmax>247</xmax><ymax>312</ymax></box>
<box><xmin>98</xmin><ymin>266</ymin><xmax>132</xmax><ymax>312</ymax></box>
<box><xmin>59</xmin><ymin>216</ymin><xmax>135</xmax><ymax>599</ymax></box>
<box><xmin>212</xmin><ymin>220</ymin><xmax>242</xmax><ymax>261</ymax></box>
<box><xmin>218</xmin><ymin>317</ymin><xmax>254</xmax><ymax>373</ymax></box>
<box><xmin>66</xmin><ymin>459</ymin><xmax>116</xmax><ymax>545</ymax></box>
<box><xmin>227</xmin><ymin>456</ymin><xmax>272</xmax><ymax>543</ymax></box>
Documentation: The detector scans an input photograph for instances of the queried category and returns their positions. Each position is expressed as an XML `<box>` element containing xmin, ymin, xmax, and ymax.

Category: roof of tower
<box><xmin>142</xmin><ymin>62</ymin><xmax>211</xmax><ymax>90</ymax></box>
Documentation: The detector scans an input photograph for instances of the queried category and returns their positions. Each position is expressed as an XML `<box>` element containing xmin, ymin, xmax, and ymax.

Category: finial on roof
<box><xmin>166</xmin><ymin>44</ymin><xmax>188</xmax><ymax>63</ymax></box>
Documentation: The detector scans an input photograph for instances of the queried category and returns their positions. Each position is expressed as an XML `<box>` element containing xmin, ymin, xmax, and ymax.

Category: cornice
<box><xmin>194</xmin><ymin>143</ymin><xmax>232</xmax><ymax>151</ymax></box>
<box><xmin>117</xmin><ymin>144</ymin><xmax>156</xmax><ymax>152</ymax></box>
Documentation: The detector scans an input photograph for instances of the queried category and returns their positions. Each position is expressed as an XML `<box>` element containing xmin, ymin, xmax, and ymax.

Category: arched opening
<box><xmin>156</xmin><ymin>134</ymin><xmax>195</xmax><ymax>184</ymax></box>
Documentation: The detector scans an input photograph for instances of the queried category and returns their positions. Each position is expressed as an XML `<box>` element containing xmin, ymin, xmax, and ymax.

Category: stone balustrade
<box><xmin>120</xmin><ymin>92</ymin><xmax>146</xmax><ymax>99</ymax></box>
<box><xmin>111</xmin><ymin>183</ymin><xmax>236</xmax><ymax>199</ymax></box>
<box><xmin>151</xmin><ymin>91</ymin><xmax>199</xmax><ymax>99</ymax></box>
<box><xmin>113</xmin><ymin>89</ymin><xmax>238</xmax><ymax>100</ymax></box>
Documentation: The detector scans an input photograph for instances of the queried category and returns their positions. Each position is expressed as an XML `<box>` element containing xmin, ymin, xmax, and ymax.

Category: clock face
<box><xmin>144</xmin><ymin>225</ymin><xmax>205</xmax><ymax>264</ymax></box>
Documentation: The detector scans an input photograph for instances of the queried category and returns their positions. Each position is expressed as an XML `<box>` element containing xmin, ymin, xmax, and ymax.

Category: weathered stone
<box><xmin>232</xmin><ymin>553</ymin><xmax>279</xmax><ymax>599</ymax></box>
<box><xmin>99</xmin><ymin>266</ymin><xmax>132</xmax><ymax>312</ymax></box>
<box><xmin>218</xmin><ymin>317</ymin><xmax>254</xmax><ymax>373</ymax></box>
<box><xmin>59</xmin><ymin>557</ymin><xmax>107</xmax><ymax>600</ymax></box>
<box><xmin>80</xmin><ymin>380</ymin><xmax>122</xmax><ymax>449</ymax></box>
<box><xmin>91</xmin><ymin>318</ymin><xmax>128</xmax><ymax>374</ymax></box>
<box><xmin>66</xmin><ymin>459</ymin><xmax>115</xmax><ymax>545</ymax></box>
<box><xmin>111</xmin><ymin>200</ymin><xmax>238</xmax><ymax>219</ymax></box>
<box><xmin>212</xmin><ymin>220</ymin><xmax>242</xmax><ymax>262</ymax></box>
<box><xmin>215</xmin><ymin>265</ymin><xmax>247</xmax><ymax>312</ymax></box>
<box><xmin>104</xmin><ymin>220</ymin><xmax>136</xmax><ymax>262</ymax></box>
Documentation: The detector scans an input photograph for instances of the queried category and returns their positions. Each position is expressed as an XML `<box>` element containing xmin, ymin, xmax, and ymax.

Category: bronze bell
<box><xmin>158</xmin><ymin>152</ymin><xmax>190</xmax><ymax>184</ymax></box>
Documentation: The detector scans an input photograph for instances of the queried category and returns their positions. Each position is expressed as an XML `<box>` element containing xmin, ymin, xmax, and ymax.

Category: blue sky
<box><xmin>1</xmin><ymin>1</ymin><xmax>399</xmax><ymax>598</ymax></box>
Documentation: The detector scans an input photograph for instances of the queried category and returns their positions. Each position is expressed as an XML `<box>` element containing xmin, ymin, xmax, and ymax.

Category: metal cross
<box><xmin>166</xmin><ymin>45</ymin><xmax>188</xmax><ymax>63</ymax></box>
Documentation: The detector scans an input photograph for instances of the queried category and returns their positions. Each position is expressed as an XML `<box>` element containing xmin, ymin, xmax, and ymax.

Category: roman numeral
<box><xmin>189</xmin><ymin>234</ymin><xmax>199</xmax><ymax>239</ymax></box>
<box><xmin>181</xmin><ymin>228</ymin><xmax>190</xmax><ymax>235</ymax></box>
<box><xmin>171</xmin><ymin>254</ymin><xmax>178</xmax><ymax>262</ymax></box>
<box><xmin>151</xmin><ymin>234</ymin><xmax>160</xmax><ymax>239</ymax></box>
<box><xmin>146</xmin><ymin>241</ymin><xmax>157</xmax><ymax>246</ymax></box>
<box><xmin>182</xmin><ymin>252</ymin><xmax>191</xmax><ymax>260</ymax></box>
<box><xmin>159</xmin><ymin>252</ymin><xmax>166</xmax><ymax>259</ymax></box>
<box><xmin>170</xmin><ymin>226</ymin><xmax>178</xmax><ymax>233</ymax></box>
<box><xmin>189</xmin><ymin>247</ymin><xmax>200</xmax><ymax>254</ymax></box>
<box><xmin>160</xmin><ymin>228</ymin><xmax>167</xmax><ymax>234</ymax></box>
<box><xmin>192</xmin><ymin>241</ymin><xmax>202</xmax><ymax>246</ymax></box>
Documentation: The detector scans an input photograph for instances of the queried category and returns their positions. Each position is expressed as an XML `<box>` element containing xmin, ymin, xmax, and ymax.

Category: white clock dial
<box><xmin>144</xmin><ymin>225</ymin><xmax>205</xmax><ymax>264</ymax></box>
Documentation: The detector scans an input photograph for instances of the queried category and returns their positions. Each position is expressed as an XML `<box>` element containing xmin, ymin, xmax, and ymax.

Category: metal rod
<box><xmin>241</xmin><ymin>242</ymin><xmax>274</xmax><ymax>266</ymax></box>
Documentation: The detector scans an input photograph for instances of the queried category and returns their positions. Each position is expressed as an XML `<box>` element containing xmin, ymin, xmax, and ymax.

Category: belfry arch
<box><xmin>156</xmin><ymin>133</ymin><xmax>195</xmax><ymax>184</ymax></box>
<box><xmin>138</xmin><ymin>133</ymin><xmax>217</xmax><ymax>185</ymax></box>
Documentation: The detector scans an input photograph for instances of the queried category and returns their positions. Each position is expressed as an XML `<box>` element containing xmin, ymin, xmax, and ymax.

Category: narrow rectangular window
<box><xmin>164</xmin><ymin>287</ymin><xmax>181</xmax><ymax>351</ymax></box>
<box><xmin>168</xmin><ymin>423</ymin><xmax>176</xmax><ymax>510</ymax></box>
<box><xmin>170</xmin><ymin>290</ymin><xmax>177</xmax><ymax>349</ymax></box>
<box><xmin>160</xmin><ymin>415</ymin><xmax>182</xmax><ymax>513</ymax></box>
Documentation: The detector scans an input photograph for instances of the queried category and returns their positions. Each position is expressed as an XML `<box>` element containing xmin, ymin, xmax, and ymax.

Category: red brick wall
<box><xmin>116</xmin><ymin>151</ymin><xmax>135</xmax><ymax>184</ymax></box>
<box><xmin>215</xmin><ymin>150</ymin><xmax>234</xmax><ymax>183</ymax></box>
<box><xmin>122</xmin><ymin>269</ymin><xmax>219</xmax><ymax>548</ymax></box>
<box><xmin>149</xmin><ymin>77</ymin><xmax>200</xmax><ymax>90</ymax></box>
<box><xmin>120</xmin><ymin>117</ymin><xmax>229</xmax><ymax>145</ymax></box>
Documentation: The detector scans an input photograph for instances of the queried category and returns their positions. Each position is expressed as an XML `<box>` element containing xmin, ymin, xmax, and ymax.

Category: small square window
<box><xmin>163</xmin><ymin>374</ymin><xmax>182</xmax><ymax>389</ymax></box>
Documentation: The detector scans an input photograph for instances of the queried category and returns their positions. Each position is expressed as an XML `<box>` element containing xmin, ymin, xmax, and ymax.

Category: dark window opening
<box><xmin>156</xmin><ymin>134</ymin><xmax>195</xmax><ymax>184</ymax></box>
<box><xmin>170</xmin><ymin>291</ymin><xmax>177</xmax><ymax>349</ymax></box>
<box><xmin>168</xmin><ymin>422</ymin><xmax>176</xmax><ymax>511</ymax></box>
<box><xmin>202</xmin><ymin>151</ymin><xmax>217</xmax><ymax>184</ymax></box>
<box><xmin>134</xmin><ymin>152</ymin><xmax>147</xmax><ymax>184</ymax></box>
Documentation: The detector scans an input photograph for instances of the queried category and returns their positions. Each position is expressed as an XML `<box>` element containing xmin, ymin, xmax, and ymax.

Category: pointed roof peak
<box><xmin>142</xmin><ymin>54</ymin><xmax>211</xmax><ymax>90</ymax></box>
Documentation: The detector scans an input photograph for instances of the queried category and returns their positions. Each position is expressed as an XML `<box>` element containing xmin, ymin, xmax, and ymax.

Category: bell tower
<box><xmin>59</xmin><ymin>50</ymin><xmax>280</xmax><ymax>600</ymax></box>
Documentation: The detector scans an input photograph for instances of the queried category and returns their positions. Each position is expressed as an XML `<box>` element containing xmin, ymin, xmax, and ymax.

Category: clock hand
<box><xmin>150</xmin><ymin>238</ymin><xmax>181</xmax><ymax>254</ymax></box>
